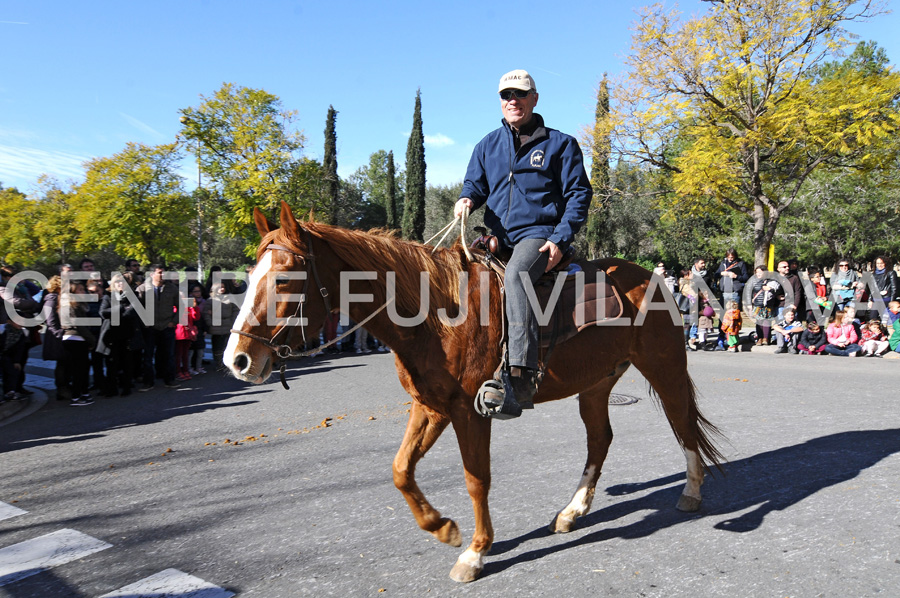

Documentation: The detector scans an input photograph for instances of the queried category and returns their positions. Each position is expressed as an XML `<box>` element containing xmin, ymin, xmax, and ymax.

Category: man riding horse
<box><xmin>455</xmin><ymin>69</ymin><xmax>592</xmax><ymax>418</ymax></box>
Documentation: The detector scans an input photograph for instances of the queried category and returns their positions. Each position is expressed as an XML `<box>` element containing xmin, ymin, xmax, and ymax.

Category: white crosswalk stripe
<box><xmin>0</xmin><ymin>528</ymin><xmax>111</xmax><ymax>585</ymax></box>
<box><xmin>0</xmin><ymin>526</ymin><xmax>233</xmax><ymax>594</ymax></box>
<box><xmin>0</xmin><ymin>502</ymin><xmax>26</xmax><ymax>522</ymax></box>
<box><xmin>98</xmin><ymin>568</ymin><xmax>235</xmax><ymax>598</ymax></box>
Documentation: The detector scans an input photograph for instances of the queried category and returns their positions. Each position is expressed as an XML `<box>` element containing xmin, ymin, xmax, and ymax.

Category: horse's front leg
<box><xmin>448</xmin><ymin>406</ymin><xmax>493</xmax><ymax>583</ymax></box>
<box><xmin>393</xmin><ymin>402</ymin><xmax>460</xmax><ymax>546</ymax></box>
<box><xmin>550</xmin><ymin>372</ymin><xmax>622</xmax><ymax>533</ymax></box>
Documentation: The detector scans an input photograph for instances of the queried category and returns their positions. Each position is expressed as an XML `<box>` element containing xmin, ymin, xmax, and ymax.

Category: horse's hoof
<box><xmin>676</xmin><ymin>494</ymin><xmax>702</xmax><ymax>512</ymax></box>
<box><xmin>548</xmin><ymin>512</ymin><xmax>577</xmax><ymax>533</ymax></box>
<box><xmin>432</xmin><ymin>518</ymin><xmax>462</xmax><ymax>547</ymax></box>
<box><xmin>449</xmin><ymin>560</ymin><xmax>482</xmax><ymax>583</ymax></box>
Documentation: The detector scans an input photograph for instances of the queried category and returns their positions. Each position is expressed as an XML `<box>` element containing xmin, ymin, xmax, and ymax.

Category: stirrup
<box><xmin>473</xmin><ymin>369</ymin><xmax>533</xmax><ymax>420</ymax></box>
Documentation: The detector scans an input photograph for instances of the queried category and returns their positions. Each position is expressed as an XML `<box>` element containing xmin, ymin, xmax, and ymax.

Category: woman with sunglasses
<box><xmin>830</xmin><ymin>259</ymin><xmax>859</xmax><ymax>312</ymax></box>
<box><xmin>455</xmin><ymin>69</ymin><xmax>592</xmax><ymax>418</ymax></box>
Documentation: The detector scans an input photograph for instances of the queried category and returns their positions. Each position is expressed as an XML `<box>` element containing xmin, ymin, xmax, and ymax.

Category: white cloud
<box><xmin>0</xmin><ymin>144</ymin><xmax>87</xmax><ymax>190</ymax></box>
<box><xmin>119</xmin><ymin>112</ymin><xmax>164</xmax><ymax>139</ymax></box>
<box><xmin>424</xmin><ymin>133</ymin><xmax>455</xmax><ymax>148</ymax></box>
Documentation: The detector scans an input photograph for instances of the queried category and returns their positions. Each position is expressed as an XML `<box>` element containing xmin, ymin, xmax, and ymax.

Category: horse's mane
<box><xmin>271</xmin><ymin>222</ymin><xmax>471</xmax><ymax>334</ymax></box>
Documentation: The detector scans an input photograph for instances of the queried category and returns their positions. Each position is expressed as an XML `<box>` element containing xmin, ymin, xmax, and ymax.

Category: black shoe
<box><xmin>508</xmin><ymin>367</ymin><xmax>538</xmax><ymax>410</ymax></box>
<box><xmin>15</xmin><ymin>388</ymin><xmax>34</xmax><ymax>396</ymax></box>
<box><xmin>775</xmin><ymin>346</ymin><xmax>787</xmax><ymax>354</ymax></box>
<box><xmin>475</xmin><ymin>367</ymin><xmax>539</xmax><ymax>419</ymax></box>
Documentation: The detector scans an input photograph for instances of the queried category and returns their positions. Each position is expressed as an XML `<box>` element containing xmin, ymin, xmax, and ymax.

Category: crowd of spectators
<box><xmin>0</xmin><ymin>258</ymin><xmax>389</xmax><ymax>409</ymax></box>
<box><xmin>668</xmin><ymin>250</ymin><xmax>900</xmax><ymax>358</ymax></box>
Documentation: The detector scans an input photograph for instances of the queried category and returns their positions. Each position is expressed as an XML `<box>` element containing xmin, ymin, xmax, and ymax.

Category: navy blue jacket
<box><xmin>460</xmin><ymin>114</ymin><xmax>592</xmax><ymax>250</ymax></box>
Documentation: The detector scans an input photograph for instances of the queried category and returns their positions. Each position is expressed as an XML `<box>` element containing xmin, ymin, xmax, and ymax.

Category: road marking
<box><xmin>0</xmin><ymin>502</ymin><xmax>26</xmax><ymax>522</ymax></box>
<box><xmin>0</xmin><ymin>528</ymin><xmax>111</xmax><ymax>585</ymax></box>
<box><xmin>98</xmin><ymin>568</ymin><xmax>235</xmax><ymax>597</ymax></box>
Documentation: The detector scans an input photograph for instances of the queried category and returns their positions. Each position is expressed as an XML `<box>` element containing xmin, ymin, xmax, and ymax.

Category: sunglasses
<box><xmin>499</xmin><ymin>89</ymin><xmax>532</xmax><ymax>101</ymax></box>
<box><xmin>839</xmin><ymin>263</ymin><xmax>849</xmax><ymax>267</ymax></box>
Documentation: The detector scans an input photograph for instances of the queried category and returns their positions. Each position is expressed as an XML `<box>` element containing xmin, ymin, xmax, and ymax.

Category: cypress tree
<box><xmin>385</xmin><ymin>150</ymin><xmax>398</xmax><ymax>229</ymax></box>
<box><xmin>402</xmin><ymin>89</ymin><xmax>426</xmax><ymax>241</ymax></box>
<box><xmin>323</xmin><ymin>105</ymin><xmax>339</xmax><ymax>224</ymax></box>
<box><xmin>584</xmin><ymin>75</ymin><xmax>610</xmax><ymax>259</ymax></box>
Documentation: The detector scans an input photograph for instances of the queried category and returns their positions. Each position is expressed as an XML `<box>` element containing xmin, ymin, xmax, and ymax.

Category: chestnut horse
<box><xmin>225</xmin><ymin>202</ymin><xmax>723</xmax><ymax>582</ymax></box>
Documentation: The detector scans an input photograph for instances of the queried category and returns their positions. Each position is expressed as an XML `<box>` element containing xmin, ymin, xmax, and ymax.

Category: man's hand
<box><xmin>454</xmin><ymin>197</ymin><xmax>474</xmax><ymax>219</ymax></box>
<box><xmin>539</xmin><ymin>240</ymin><xmax>562</xmax><ymax>272</ymax></box>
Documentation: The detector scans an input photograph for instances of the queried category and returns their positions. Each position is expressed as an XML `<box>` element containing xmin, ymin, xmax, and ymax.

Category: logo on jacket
<box><xmin>530</xmin><ymin>150</ymin><xmax>545</xmax><ymax>168</ymax></box>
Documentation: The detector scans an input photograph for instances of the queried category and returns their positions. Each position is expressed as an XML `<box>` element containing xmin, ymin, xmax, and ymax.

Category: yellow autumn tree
<box><xmin>605</xmin><ymin>0</ymin><xmax>900</xmax><ymax>266</ymax></box>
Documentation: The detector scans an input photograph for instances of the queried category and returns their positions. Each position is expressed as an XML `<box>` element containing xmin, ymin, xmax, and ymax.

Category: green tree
<box><xmin>32</xmin><ymin>176</ymin><xmax>79</xmax><ymax>266</ymax></box>
<box><xmin>386</xmin><ymin>150</ymin><xmax>400</xmax><ymax>229</ymax></box>
<box><xmin>0</xmin><ymin>185</ymin><xmax>39</xmax><ymax>264</ymax></box>
<box><xmin>583</xmin><ymin>75</ymin><xmax>611</xmax><ymax>259</ymax></box>
<box><xmin>424</xmin><ymin>182</ymin><xmax>469</xmax><ymax>243</ymax></box>
<box><xmin>323</xmin><ymin>105</ymin><xmax>340</xmax><ymax>223</ymax></box>
<box><xmin>778</xmin><ymin>166</ymin><xmax>900</xmax><ymax>265</ymax></box>
<box><xmin>402</xmin><ymin>89</ymin><xmax>426</xmax><ymax>241</ymax></box>
<box><xmin>606</xmin><ymin>0</ymin><xmax>900</xmax><ymax>267</ymax></box>
<box><xmin>178</xmin><ymin>83</ymin><xmax>310</xmax><ymax>245</ymax></box>
<box><xmin>71</xmin><ymin>142</ymin><xmax>195</xmax><ymax>265</ymax></box>
<box><xmin>575</xmin><ymin>160</ymin><xmax>658</xmax><ymax>262</ymax></box>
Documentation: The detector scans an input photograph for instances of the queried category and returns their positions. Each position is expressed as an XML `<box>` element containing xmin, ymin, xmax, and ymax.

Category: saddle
<box><xmin>470</xmin><ymin>231</ymin><xmax>624</xmax><ymax>349</ymax></box>
<box><xmin>470</xmin><ymin>232</ymin><xmax>624</xmax><ymax>420</ymax></box>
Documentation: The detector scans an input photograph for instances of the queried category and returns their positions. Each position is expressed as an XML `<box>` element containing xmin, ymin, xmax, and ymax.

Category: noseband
<box><xmin>230</xmin><ymin>229</ymin><xmax>332</xmax><ymax>362</ymax></box>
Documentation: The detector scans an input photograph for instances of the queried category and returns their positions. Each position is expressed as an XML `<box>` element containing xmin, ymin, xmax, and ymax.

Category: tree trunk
<box><xmin>752</xmin><ymin>200</ymin><xmax>768</xmax><ymax>268</ymax></box>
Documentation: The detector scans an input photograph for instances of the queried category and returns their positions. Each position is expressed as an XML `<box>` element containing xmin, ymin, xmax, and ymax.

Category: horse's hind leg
<box><xmin>632</xmin><ymin>351</ymin><xmax>719</xmax><ymax>513</ymax></box>
<box><xmin>549</xmin><ymin>364</ymin><xmax>627</xmax><ymax>533</ymax></box>
<box><xmin>393</xmin><ymin>402</ymin><xmax>460</xmax><ymax>546</ymax></box>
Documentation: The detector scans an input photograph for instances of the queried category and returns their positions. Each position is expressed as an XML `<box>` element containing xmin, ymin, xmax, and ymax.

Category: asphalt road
<box><xmin>2</xmin><ymin>349</ymin><xmax>899</xmax><ymax>597</ymax></box>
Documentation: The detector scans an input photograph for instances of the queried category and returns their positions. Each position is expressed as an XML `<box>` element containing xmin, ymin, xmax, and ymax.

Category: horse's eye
<box><xmin>274</xmin><ymin>277</ymin><xmax>291</xmax><ymax>286</ymax></box>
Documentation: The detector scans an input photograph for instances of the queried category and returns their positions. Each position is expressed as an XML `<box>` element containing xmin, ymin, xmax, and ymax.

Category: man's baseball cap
<box><xmin>498</xmin><ymin>69</ymin><xmax>536</xmax><ymax>93</ymax></box>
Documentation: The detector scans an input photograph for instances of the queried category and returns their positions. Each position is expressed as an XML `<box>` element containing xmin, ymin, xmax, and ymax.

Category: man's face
<box><xmin>696</xmin><ymin>260</ymin><xmax>706</xmax><ymax>271</ymax></box>
<box><xmin>129</xmin><ymin>261</ymin><xmax>141</xmax><ymax>272</ymax></box>
<box><xmin>777</xmin><ymin>262</ymin><xmax>789</xmax><ymax>275</ymax></box>
<box><xmin>501</xmin><ymin>89</ymin><xmax>538</xmax><ymax>129</ymax></box>
<box><xmin>81</xmin><ymin>261</ymin><xmax>95</xmax><ymax>272</ymax></box>
<box><xmin>151</xmin><ymin>268</ymin><xmax>164</xmax><ymax>285</ymax></box>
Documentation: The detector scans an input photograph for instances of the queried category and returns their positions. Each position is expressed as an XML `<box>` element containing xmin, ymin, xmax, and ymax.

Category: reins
<box><xmin>230</xmin><ymin>230</ymin><xmax>393</xmax><ymax>390</ymax></box>
<box><xmin>424</xmin><ymin>206</ymin><xmax>473</xmax><ymax>261</ymax></box>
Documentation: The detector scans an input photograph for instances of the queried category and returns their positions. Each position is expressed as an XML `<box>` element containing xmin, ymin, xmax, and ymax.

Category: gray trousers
<box><xmin>505</xmin><ymin>238</ymin><xmax>550</xmax><ymax>370</ymax></box>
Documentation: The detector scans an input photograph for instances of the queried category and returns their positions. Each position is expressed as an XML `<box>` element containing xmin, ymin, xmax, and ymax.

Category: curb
<box><xmin>0</xmin><ymin>386</ymin><xmax>50</xmax><ymax>428</ymax></box>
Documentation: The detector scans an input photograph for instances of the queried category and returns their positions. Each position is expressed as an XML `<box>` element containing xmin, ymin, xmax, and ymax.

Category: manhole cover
<box><xmin>608</xmin><ymin>393</ymin><xmax>641</xmax><ymax>406</ymax></box>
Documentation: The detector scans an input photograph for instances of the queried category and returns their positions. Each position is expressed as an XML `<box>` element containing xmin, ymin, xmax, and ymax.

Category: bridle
<box><xmin>230</xmin><ymin>228</ymin><xmax>331</xmax><ymax>361</ymax></box>
<box><xmin>229</xmin><ymin>228</ymin><xmax>393</xmax><ymax>389</ymax></box>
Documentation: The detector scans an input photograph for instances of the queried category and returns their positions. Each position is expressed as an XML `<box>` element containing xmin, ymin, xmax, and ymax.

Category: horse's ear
<box><xmin>308</xmin><ymin>206</ymin><xmax>316</xmax><ymax>222</ymax></box>
<box><xmin>253</xmin><ymin>207</ymin><xmax>273</xmax><ymax>236</ymax></box>
<box><xmin>279</xmin><ymin>200</ymin><xmax>303</xmax><ymax>238</ymax></box>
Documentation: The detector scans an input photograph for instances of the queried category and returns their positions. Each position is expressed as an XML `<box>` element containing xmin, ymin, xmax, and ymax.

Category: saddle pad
<box><xmin>534</xmin><ymin>259</ymin><xmax>624</xmax><ymax>347</ymax></box>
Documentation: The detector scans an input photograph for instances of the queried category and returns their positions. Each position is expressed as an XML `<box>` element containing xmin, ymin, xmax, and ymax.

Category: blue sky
<box><xmin>1</xmin><ymin>0</ymin><xmax>897</xmax><ymax>195</ymax></box>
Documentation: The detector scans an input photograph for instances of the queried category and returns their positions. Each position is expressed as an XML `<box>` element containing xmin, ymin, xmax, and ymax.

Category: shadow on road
<box><xmin>486</xmin><ymin>428</ymin><xmax>900</xmax><ymax>576</ymax></box>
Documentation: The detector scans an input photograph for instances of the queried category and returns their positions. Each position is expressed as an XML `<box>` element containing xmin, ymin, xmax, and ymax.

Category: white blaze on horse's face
<box><xmin>225</xmin><ymin>251</ymin><xmax>273</xmax><ymax>383</ymax></box>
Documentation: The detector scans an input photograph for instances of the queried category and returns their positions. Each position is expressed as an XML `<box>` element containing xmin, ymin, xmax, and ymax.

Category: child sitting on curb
<box><xmin>860</xmin><ymin>320</ymin><xmax>890</xmax><ymax>357</ymax></box>
<box><xmin>773</xmin><ymin>308</ymin><xmax>804</xmax><ymax>354</ymax></box>
<box><xmin>798</xmin><ymin>321</ymin><xmax>827</xmax><ymax>355</ymax></box>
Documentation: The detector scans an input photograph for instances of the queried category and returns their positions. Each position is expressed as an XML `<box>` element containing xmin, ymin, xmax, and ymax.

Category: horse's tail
<box><xmin>650</xmin><ymin>372</ymin><xmax>727</xmax><ymax>475</ymax></box>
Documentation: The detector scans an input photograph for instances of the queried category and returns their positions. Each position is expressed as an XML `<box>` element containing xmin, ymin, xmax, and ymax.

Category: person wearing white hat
<box><xmin>455</xmin><ymin>69</ymin><xmax>592</xmax><ymax>418</ymax></box>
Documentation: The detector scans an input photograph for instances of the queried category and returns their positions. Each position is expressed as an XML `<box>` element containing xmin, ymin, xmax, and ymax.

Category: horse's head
<box><xmin>224</xmin><ymin>201</ymin><xmax>334</xmax><ymax>383</ymax></box>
